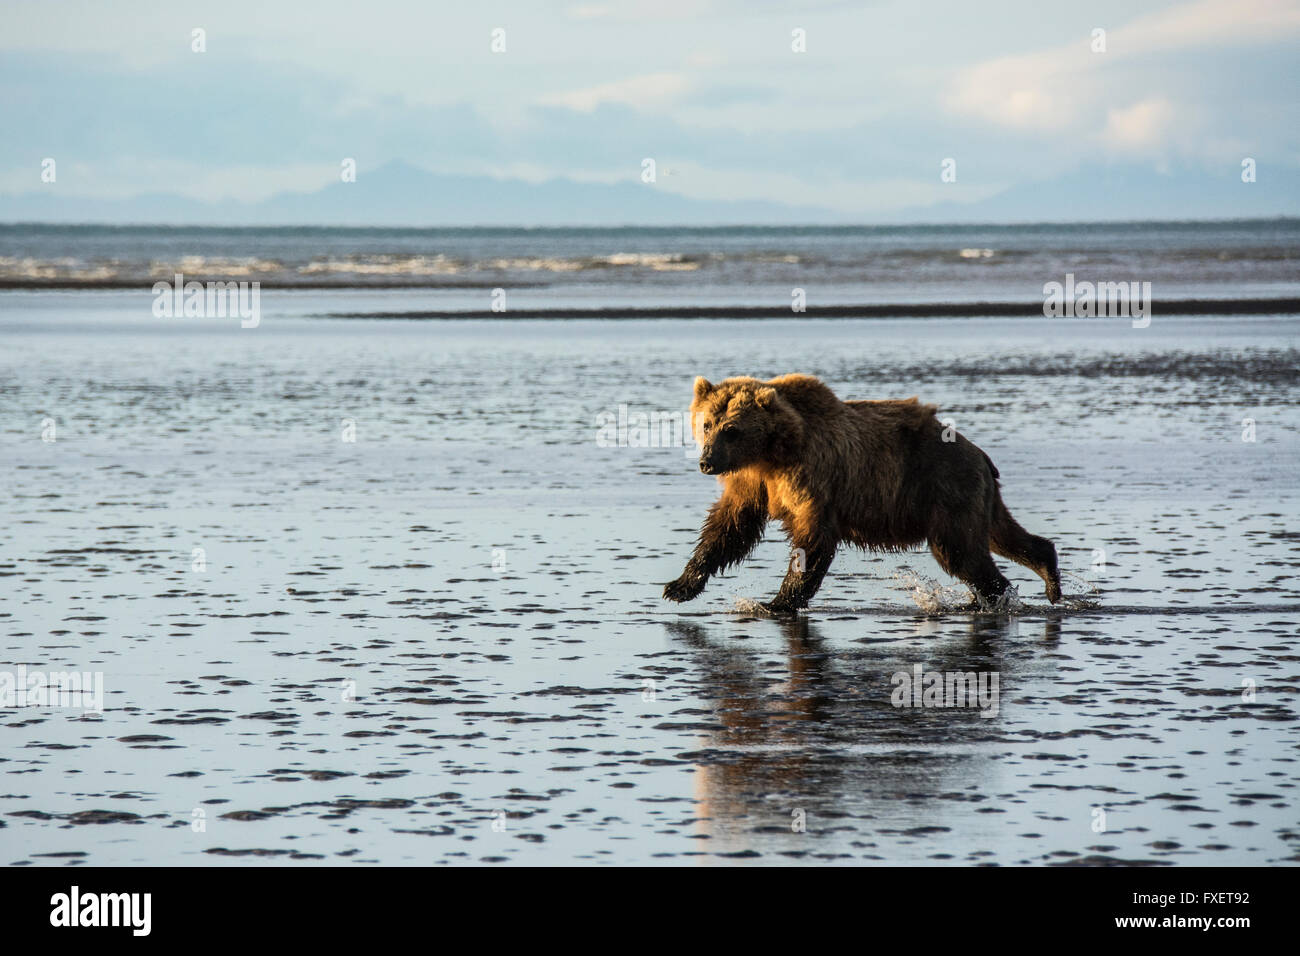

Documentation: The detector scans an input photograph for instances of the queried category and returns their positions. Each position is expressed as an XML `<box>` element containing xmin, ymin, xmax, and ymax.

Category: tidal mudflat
<box><xmin>2</xmin><ymin>297</ymin><xmax>1297</xmax><ymax>865</ymax></box>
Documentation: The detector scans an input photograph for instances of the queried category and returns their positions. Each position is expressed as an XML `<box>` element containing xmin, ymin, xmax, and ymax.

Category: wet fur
<box><xmin>663</xmin><ymin>373</ymin><xmax>1062</xmax><ymax>613</ymax></box>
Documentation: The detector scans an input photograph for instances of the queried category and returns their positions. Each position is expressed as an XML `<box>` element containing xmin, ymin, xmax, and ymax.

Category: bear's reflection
<box><xmin>663</xmin><ymin>613</ymin><xmax>1057</xmax><ymax>858</ymax></box>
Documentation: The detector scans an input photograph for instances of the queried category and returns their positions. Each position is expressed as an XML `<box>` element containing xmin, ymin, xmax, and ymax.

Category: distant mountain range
<box><xmin>1</xmin><ymin>160</ymin><xmax>1294</xmax><ymax>226</ymax></box>
<box><xmin>907</xmin><ymin>163</ymin><xmax>1297</xmax><ymax>225</ymax></box>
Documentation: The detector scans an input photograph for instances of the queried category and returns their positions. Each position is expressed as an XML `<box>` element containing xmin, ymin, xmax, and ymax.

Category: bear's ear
<box><xmin>755</xmin><ymin>386</ymin><xmax>778</xmax><ymax>408</ymax></box>
<box><xmin>693</xmin><ymin>377</ymin><xmax>714</xmax><ymax>401</ymax></box>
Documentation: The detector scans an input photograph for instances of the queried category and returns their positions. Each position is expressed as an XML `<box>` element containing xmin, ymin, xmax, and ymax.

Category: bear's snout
<box><xmin>698</xmin><ymin>442</ymin><xmax>727</xmax><ymax>474</ymax></box>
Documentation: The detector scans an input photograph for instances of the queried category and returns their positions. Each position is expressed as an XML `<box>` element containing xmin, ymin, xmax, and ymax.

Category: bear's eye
<box><xmin>719</xmin><ymin>424</ymin><xmax>740</xmax><ymax>439</ymax></box>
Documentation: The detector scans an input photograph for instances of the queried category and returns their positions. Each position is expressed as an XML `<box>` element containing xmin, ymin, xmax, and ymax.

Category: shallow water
<box><xmin>2</xmin><ymin>295</ymin><xmax>1298</xmax><ymax>865</ymax></box>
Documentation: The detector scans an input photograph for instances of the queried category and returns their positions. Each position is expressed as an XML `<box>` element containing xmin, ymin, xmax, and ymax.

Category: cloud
<box><xmin>1119</xmin><ymin>0</ymin><xmax>1300</xmax><ymax>53</ymax></box>
<box><xmin>1101</xmin><ymin>97</ymin><xmax>1179</xmax><ymax>152</ymax></box>
<box><xmin>537</xmin><ymin>72</ymin><xmax>691</xmax><ymax>112</ymax></box>
<box><xmin>944</xmin><ymin>0</ymin><xmax>1300</xmax><ymax>157</ymax></box>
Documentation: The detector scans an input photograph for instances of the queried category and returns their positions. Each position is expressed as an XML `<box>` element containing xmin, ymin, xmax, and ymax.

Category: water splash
<box><xmin>891</xmin><ymin>564</ymin><xmax>1101</xmax><ymax>615</ymax></box>
<box><xmin>727</xmin><ymin>566</ymin><xmax>1102</xmax><ymax>618</ymax></box>
<box><xmin>1057</xmin><ymin>569</ymin><xmax>1103</xmax><ymax>611</ymax></box>
<box><xmin>732</xmin><ymin>596</ymin><xmax>771</xmax><ymax>616</ymax></box>
<box><xmin>891</xmin><ymin>566</ymin><xmax>979</xmax><ymax>615</ymax></box>
<box><xmin>975</xmin><ymin>582</ymin><xmax>1023</xmax><ymax>614</ymax></box>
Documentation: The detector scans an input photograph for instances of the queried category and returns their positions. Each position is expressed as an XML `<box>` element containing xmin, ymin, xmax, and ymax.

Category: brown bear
<box><xmin>662</xmin><ymin>374</ymin><xmax>1061</xmax><ymax>614</ymax></box>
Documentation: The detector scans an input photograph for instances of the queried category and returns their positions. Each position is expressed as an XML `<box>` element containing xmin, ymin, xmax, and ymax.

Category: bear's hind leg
<box><xmin>989</xmin><ymin>504</ymin><xmax>1062</xmax><ymax>604</ymax></box>
<box><xmin>929</xmin><ymin>537</ymin><xmax>1010</xmax><ymax>610</ymax></box>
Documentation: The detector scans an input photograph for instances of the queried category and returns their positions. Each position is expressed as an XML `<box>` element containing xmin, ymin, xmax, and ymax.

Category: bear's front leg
<box><xmin>663</xmin><ymin>566</ymin><xmax>708</xmax><ymax>603</ymax></box>
<box><xmin>762</xmin><ymin>536</ymin><xmax>837</xmax><ymax>616</ymax></box>
<box><xmin>663</xmin><ymin>495</ymin><xmax>767</xmax><ymax>603</ymax></box>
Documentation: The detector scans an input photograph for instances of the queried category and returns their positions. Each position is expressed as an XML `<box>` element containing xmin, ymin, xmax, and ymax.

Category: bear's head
<box><xmin>689</xmin><ymin>376</ymin><xmax>806</xmax><ymax>476</ymax></box>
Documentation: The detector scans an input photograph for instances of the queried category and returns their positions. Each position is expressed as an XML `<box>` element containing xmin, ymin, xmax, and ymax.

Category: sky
<box><xmin>1</xmin><ymin>0</ymin><xmax>1297</xmax><ymax>218</ymax></box>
